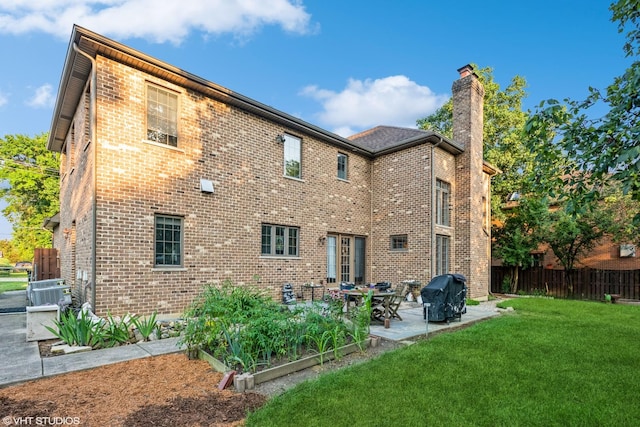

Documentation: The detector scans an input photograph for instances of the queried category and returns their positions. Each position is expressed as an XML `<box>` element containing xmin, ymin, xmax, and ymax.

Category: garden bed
<box><xmin>198</xmin><ymin>338</ymin><xmax>373</xmax><ymax>386</ymax></box>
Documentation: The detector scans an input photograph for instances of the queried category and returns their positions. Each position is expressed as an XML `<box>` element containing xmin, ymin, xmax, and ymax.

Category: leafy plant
<box><xmin>181</xmin><ymin>279</ymin><xmax>353</xmax><ymax>372</ymax></box>
<box><xmin>220</xmin><ymin>321</ymin><xmax>255</xmax><ymax>373</ymax></box>
<box><xmin>132</xmin><ymin>311</ymin><xmax>159</xmax><ymax>341</ymax></box>
<box><xmin>45</xmin><ymin>309</ymin><xmax>105</xmax><ymax>347</ymax></box>
<box><xmin>306</xmin><ymin>330</ymin><xmax>332</xmax><ymax>366</ymax></box>
<box><xmin>101</xmin><ymin>312</ymin><xmax>134</xmax><ymax>347</ymax></box>
<box><xmin>349</xmin><ymin>290</ymin><xmax>373</xmax><ymax>352</ymax></box>
<box><xmin>327</xmin><ymin>324</ymin><xmax>346</xmax><ymax>360</ymax></box>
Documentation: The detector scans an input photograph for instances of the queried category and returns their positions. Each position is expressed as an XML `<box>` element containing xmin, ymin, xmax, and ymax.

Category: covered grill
<box><xmin>421</xmin><ymin>274</ymin><xmax>467</xmax><ymax>323</ymax></box>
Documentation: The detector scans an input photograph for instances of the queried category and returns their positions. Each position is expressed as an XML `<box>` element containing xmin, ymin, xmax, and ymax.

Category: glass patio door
<box><xmin>326</xmin><ymin>234</ymin><xmax>365</xmax><ymax>285</ymax></box>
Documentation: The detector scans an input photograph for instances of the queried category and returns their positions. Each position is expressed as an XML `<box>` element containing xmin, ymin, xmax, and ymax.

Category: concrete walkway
<box><xmin>0</xmin><ymin>290</ymin><xmax>503</xmax><ymax>388</ymax></box>
<box><xmin>0</xmin><ymin>290</ymin><xmax>185</xmax><ymax>388</ymax></box>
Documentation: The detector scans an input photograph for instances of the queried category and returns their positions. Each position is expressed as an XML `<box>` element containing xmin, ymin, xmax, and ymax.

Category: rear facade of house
<box><xmin>46</xmin><ymin>26</ymin><xmax>495</xmax><ymax>316</ymax></box>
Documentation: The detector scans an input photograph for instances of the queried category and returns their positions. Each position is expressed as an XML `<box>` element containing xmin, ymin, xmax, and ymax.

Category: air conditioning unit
<box><xmin>620</xmin><ymin>244</ymin><xmax>636</xmax><ymax>258</ymax></box>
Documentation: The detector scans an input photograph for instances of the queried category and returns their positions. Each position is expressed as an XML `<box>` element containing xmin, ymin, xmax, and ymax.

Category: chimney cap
<box><xmin>457</xmin><ymin>64</ymin><xmax>478</xmax><ymax>79</ymax></box>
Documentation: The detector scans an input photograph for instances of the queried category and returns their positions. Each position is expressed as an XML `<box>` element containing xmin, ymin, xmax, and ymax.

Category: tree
<box><xmin>0</xmin><ymin>133</ymin><xmax>59</xmax><ymax>259</ymax></box>
<box><xmin>543</xmin><ymin>203</ymin><xmax>613</xmax><ymax>292</ymax></box>
<box><xmin>524</xmin><ymin>0</ymin><xmax>640</xmax><ymax>216</ymax></box>
<box><xmin>492</xmin><ymin>197</ymin><xmax>549</xmax><ymax>293</ymax></box>
<box><xmin>417</xmin><ymin>64</ymin><xmax>533</xmax><ymax>222</ymax></box>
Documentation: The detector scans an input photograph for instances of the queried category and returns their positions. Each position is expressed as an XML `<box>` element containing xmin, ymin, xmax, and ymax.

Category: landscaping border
<box><xmin>198</xmin><ymin>338</ymin><xmax>371</xmax><ymax>386</ymax></box>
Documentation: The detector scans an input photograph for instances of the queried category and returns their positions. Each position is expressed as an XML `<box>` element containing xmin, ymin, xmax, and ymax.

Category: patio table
<box><xmin>342</xmin><ymin>289</ymin><xmax>397</xmax><ymax>328</ymax></box>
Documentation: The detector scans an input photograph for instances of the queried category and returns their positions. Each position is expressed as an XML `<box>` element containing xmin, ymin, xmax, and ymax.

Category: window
<box><xmin>435</xmin><ymin>234</ymin><xmax>450</xmax><ymax>275</ymax></box>
<box><xmin>390</xmin><ymin>235</ymin><xmax>408</xmax><ymax>251</ymax></box>
<box><xmin>155</xmin><ymin>215</ymin><xmax>183</xmax><ymax>267</ymax></box>
<box><xmin>147</xmin><ymin>84</ymin><xmax>178</xmax><ymax>147</ymax></box>
<box><xmin>337</xmin><ymin>153</ymin><xmax>348</xmax><ymax>180</ymax></box>
<box><xmin>436</xmin><ymin>179</ymin><xmax>451</xmax><ymax>226</ymax></box>
<box><xmin>283</xmin><ymin>134</ymin><xmax>301</xmax><ymax>179</ymax></box>
<box><xmin>261</xmin><ymin>224</ymin><xmax>299</xmax><ymax>257</ymax></box>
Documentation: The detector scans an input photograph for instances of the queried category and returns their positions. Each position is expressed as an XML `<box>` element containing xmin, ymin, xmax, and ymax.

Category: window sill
<box><xmin>337</xmin><ymin>178</ymin><xmax>349</xmax><ymax>183</ymax></box>
<box><xmin>152</xmin><ymin>267</ymin><xmax>187</xmax><ymax>272</ymax></box>
<box><xmin>142</xmin><ymin>139</ymin><xmax>185</xmax><ymax>153</ymax></box>
<box><xmin>283</xmin><ymin>176</ymin><xmax>305</xmax><ymax>183</ymax></box>
<box><xmin>260</xmin><ymin>256</ymin><xmax>302</xmax><ymax>260</ymax></box>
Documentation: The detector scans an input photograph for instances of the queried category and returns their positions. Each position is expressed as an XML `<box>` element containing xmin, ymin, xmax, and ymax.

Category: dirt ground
<box><xmin>0</xmin><ymin>339</ymin><xmax>402</xmax><ymax>426</ymax></box>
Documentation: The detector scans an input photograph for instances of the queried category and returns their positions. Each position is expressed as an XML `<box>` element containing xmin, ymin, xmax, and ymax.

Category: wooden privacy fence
<box><xmin>32</xmin><ymin>248</ymin><xmax>60</xmax><ymax>281</ymax></box>
<box><xmin>491</xmin><ymin>266</ymin><xmax>640</xmax><ymax>301</ymax></box>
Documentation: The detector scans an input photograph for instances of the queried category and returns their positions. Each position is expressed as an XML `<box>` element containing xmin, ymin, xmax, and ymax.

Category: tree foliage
<box><xmin>543</xmin><ymin>204</ymin><xmax>613</xmax><ymax>290</ymax></box>
<box><xmin>492</xmin><ymin>197</ymin><xmax>549</xmax><ymax>293</ymax></box>
<box><xmin>525</xmin><ymin>0</ymin><xmax>640</xmax><ymax>213</ymax></box>
<box><xmin>0</xmin><ymin>133</ymin><xmax>59</xmax><ymax>260</ymax></box>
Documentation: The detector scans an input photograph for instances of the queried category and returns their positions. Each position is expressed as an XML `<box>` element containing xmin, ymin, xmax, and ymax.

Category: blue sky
<box><xmin>0</xmin><ymin>0</ymin><xmax>632</xmax><ymax>239</ymax></box>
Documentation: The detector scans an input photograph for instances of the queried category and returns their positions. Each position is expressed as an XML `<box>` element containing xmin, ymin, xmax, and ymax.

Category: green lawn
<box><xmin>0</xmin><ymin>272</ymin><xmax>28</xmax><ymax>293</ymax></box>
<box><xmin>247</xmin><ymin>298</ymin><xmax>640</xmax><ymax>426</ymax></box>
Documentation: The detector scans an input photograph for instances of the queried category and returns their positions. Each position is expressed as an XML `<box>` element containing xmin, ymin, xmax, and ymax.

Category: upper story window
<box><xmin>436</xmin><ymin>179</ymin><xmax>451</xmax><ymax>226</ymax></box>
<box><xmin>261</xmin><ymin>224</ymin><xmax>299</xmax><ymax>257</ymax></box>
<box><xmin>390</xmin><ymin>235</ymin><xmax>408</xmax><ymax>251</ymax></box>
<box><xmin>337</xmin><ymin>153</ymin><xmax>348</xmax><ymax>180</ymax></box>
<box><xmin>155</xmin><ymin>215</ymin><xmax>183</xmax><ymax>267</ymax></box>
<box><xmin>147</xmin><ymin>84</ymin><xmax>178</xmax><ymax>147</ymax></box>
<box><xmin>283</xmin><ymin>134</ymin><xmax>301</xmax><ymax>179</ymax></box>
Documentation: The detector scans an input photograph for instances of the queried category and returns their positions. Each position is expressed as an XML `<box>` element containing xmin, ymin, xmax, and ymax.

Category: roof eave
<box><xmin>47</xmin><ymin>25</ymin><xmax>373</xmax><ymax>156</ymax></box>
<box><xmin>372</xmin><ymin>131</ymin><xmax>464</xmax><ymax>157</ymax></box>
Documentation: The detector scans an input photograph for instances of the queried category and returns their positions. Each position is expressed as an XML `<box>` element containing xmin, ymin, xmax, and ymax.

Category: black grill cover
<box><xmin>421</xmin><ymin>274</ymin><xmax>467</xmax><ymax>322</ymax></box>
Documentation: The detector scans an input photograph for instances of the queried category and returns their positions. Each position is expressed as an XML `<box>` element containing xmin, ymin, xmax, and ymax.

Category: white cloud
<box><xmin>301</xmin><ymin>75</ymin><xmax>449</xmax><ymax>137</ymax></box>
<box><xmin>0</xmin><ymin>0</ymin><xmax>314</xmax><ymax>43</ymax></box>
<box><xmin>26</xmin><ymin>84</ymin><xmax>54</xmax><ymax>108</ymax></box>
<box><xmin>0</xmin><ymin>90</ymin><xmax>7</xmax><ymax>108</ymax></box>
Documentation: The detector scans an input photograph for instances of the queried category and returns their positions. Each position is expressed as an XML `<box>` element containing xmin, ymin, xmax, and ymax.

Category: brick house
<box><xmin>46</xmin><ymin>26</ymin><xmax>497</xmax><ymax>316</ymax></box>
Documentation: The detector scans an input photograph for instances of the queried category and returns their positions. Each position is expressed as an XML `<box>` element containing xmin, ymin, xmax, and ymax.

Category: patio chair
<box><xmin>387</xmin><ymin>282</ymin><xmax>407</xmax><ymax>321</ymax></box>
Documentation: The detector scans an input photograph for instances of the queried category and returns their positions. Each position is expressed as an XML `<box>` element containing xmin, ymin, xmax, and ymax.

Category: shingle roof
<box><xmin>349</xmin><ymin>125</ymin><xmax>459</xmax><ymax>153</ymax></box>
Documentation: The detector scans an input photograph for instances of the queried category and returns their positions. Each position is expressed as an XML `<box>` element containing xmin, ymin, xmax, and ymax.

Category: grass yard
<box><xmin>246</xmin><ymin>298</ymin><xmax>640</xmax><ymax>426</ymax></box>
<box><xmin>0</xmin><ymin>272</ymin><xmax>28</xmax><ymax>294</ymax></box>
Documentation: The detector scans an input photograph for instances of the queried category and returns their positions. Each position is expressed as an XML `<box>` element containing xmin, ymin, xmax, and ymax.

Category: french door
<box><xmin>326</xmin><ymin>234</ymin><xmax>365</xmax><ymax>285</ymax></box>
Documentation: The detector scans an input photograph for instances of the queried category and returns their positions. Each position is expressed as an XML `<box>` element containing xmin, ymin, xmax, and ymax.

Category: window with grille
<box><xmin>261</xmin><ymin>224</ymin><xmax>299</xmax><ymax>257</ymax></box>
<box><xmin>147</xmin><ymin>84</ymin><xmax>178</xmax><ymax>147</ymax></box>
<box><xmin>155</xmin><ymin>215</ymin><xmax>183</xmax><ymax>267</ymax></box>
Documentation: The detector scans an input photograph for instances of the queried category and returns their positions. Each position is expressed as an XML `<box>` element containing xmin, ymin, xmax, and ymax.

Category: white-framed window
<box><xmin>261</xmin><ymin>224</ymin><xmax>299</xmax><ymax>257</ymax></box>
<box><xmin>390</xmin><ymin>234</ymin><xmax>408</xmax><ymax>251</ymax></box>
<box><xmin>436</xmin><ymin>179</ymin><xmax>451</xmax><ymax>226</ymax></box>
<box><xmin>155</xmin><ymin>215</ymin><xmax>183</xmax><ymax>267</ymax></box>
<box><xmin>283</xmin><ymin>134</ymin><xmax>301</xmax><ymax>179</ymax></box>
<box><xmin>147</xmin><ymin>84</ymin><xmax>178</xmax><ymax>147</ymax></box>
<box><xmin>337</xmin><ymin>153</ymin><xmax>348</xmax><ymax>180</ymax></box>
<box><xmin>435</xmin><ymin>234</ymin><xmax>450</xmax><ymax>275</ymax></box>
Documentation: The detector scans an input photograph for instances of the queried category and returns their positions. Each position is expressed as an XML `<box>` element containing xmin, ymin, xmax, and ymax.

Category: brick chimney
<box><xmin>451</xmin><ymin>64</ymin><xmax>489</xmax><ymax>299</ymax></box>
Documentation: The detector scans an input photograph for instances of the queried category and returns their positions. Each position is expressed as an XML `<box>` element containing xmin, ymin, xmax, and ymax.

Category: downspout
<box><xmin>431</xmin><ymin>137</ymin><xmax>443</xmax><ymax>278</ymax></box>
<box><xmin>72</xmin><ymin>43</ymin><xmax>97</xmax><ymax>311</ymax></box>
<box><xmin>369</xmin><ymin>160</ymin><xmax>374</xmax><ymax>283</ymax></box>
